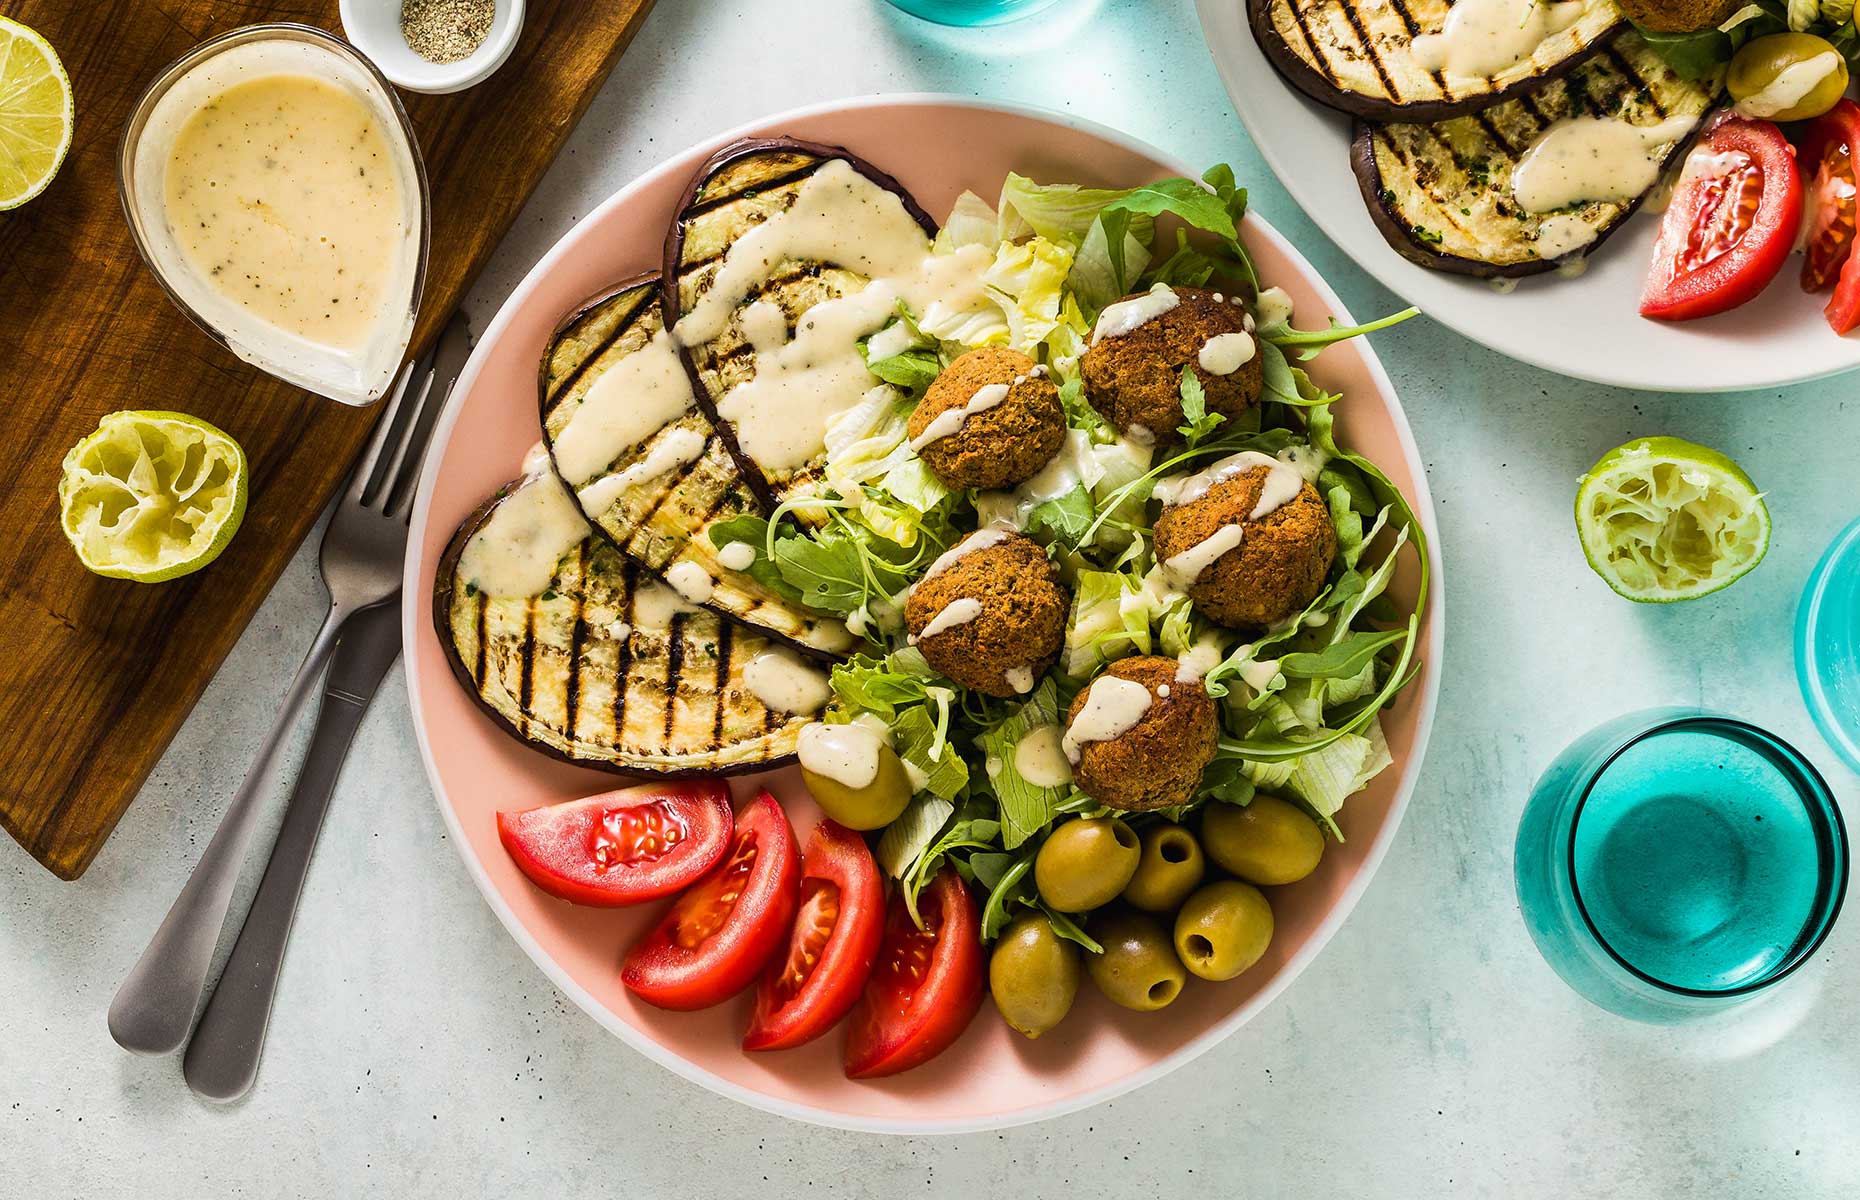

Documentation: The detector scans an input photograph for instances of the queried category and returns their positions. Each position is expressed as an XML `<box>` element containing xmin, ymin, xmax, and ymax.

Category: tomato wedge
<box><xmin>844</xmin><ymin>867</ymin><xmax>984</xmax><ymax>1079</ymax></box>
<box><xmin>743</xmin><ymin>820</ymin><xmax>883</xmax><ymax>1051</ymax></box>
<box><xmin>621</xmin><ymin>790</ymin><xmax>799</xmax><ymax>1011</ymax></box>
<box><xmin>497</xmin><ymin>781</ymin><xmax>733</xmax><ymax>907</ymax></box>
<box><xmin>1798</xmin><ymin>100</ymin><xmax>1860</xmax><ymax>332</ymax></box>
<box><xmin>1641</xmin><ymin>118</ymin><xmax>1802</xmax><ymax>322</ymax></box>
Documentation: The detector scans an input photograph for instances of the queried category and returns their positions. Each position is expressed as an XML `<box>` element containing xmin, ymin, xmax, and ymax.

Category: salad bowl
<box><xmin>403</xmin><ymin>95</ymin><xmax>1444</xmax><ymax>1133</ymax></box>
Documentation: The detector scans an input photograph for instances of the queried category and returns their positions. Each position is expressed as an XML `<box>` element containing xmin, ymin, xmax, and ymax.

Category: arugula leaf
<box><xmin>707</xmin><ymin>515</ymin><xmax>806</xmax><ymax>605</ymax></box>
<box><xmin>979</xmin><ymin>852</ymin><xmax>1035</xmax><ymax>941</ymax></box>
<box><xmin>772</xmin><ymin>533</ymin><xmax>870</xmax><ymax>613</ymax></box>
<box><xmin>1262</xmin><ymin>309</ymin><xmax>1420</xmax><ymax>362</ymax></box>
<box><xmin>1276</xmin><ymin>628</ymin><xmax>1409</xmax><ymax>680</ymax></box>
<box><xmin>1176</xmin><ymin>367</ymin><xmax>1225</xmax><ymax>448</ymax></box>
<box><xmin>1023</xmin><ymin>482</ymin><xmax>1095</xmax><ymax>545</ymax></box>
<box><xmin>830</xmin><ymin>652</ymin><xmax>934</xmax><ymax>720</ymax></box>
<box><xmin>1103</xmin><ymin>177</ymin><xmax>1237</xmax><ymax>240</ymax></box>
<box><xmin>1038</xmin><ymin>904</ymin><xmax>1102</xmax><ymax>954</ymax></box>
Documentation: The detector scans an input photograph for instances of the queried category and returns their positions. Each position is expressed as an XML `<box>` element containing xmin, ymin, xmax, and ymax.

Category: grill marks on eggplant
<box><xmin>435</xmin><ymin>490</ymin><xmax>816</xmax><ymax>776</ymax></box>
<box><xmin>663</xmin><ymin>139</ymin><xmax>936</xmax><ymax>526</ymax></box>
<box><xmin>1250</xmin><ymin>0</ymin><xmax>1624</xmax><ymax>121</ymax></box>
<box><xmin>541</xmin><ymin>277</ymin><xmax>849</xmax><ymax>657</ymax></box>
<box><xmin>1352</xmin><ymin>36</ymin><xmax>1715</xmax><ymax>277</ymax></box>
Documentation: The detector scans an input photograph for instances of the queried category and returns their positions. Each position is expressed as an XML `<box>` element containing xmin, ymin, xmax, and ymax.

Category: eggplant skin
<box><xmin>432</xmin><ymin>483</ymin><xmax>816</xmax><ymax>778</ymax></box>
<box><xmin>1351</xmin><ymin>38</ymin><xmax>1717</xmax><ymax>279</ymax></box>
<box><xmin>659</xmin><ymin>136</ymin><xmax>936</xmax><ymax>516</ymax></box>
<box><xmin>538</xmin><ymin>273</ymin><xmax>851</xmax><ymax>661</ymax></box>
<box><xmin>1248</xmin><ymin>0</ymin><xmax>1624</xmax><ymax>123</ymax></box>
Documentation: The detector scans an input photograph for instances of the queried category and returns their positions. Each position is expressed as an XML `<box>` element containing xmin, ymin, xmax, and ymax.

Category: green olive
<box><xmin>1201</xmin><ymin>796</ymin><xmax>1324</xmax><ymax>886</ymax></box>
<box><xmin>1121</xmin><ymin>822</ymin><xmax>1206</xmax><ymax>913</ymax></box>
<box><xmin>1034</xmin><ymin>817</ymin><xmax>1141</xmax><ymax>912</ymax></box>
<box><xmin>801</xmin><ymin>744</ymin><xmax>912</xmax><ymax>831</ymax></box>
<box><xmin>988</xmin><ymin>913</ymin><xmax>1081</xmax><ymax>1039</ymax></box>
<box><xmin>1727</xmin><ymin>34</ymin><xmax>1849</xmax><ymax>123</ymax></box>
<box><xmin>1086</xmin><ymin>909</ymin><xmax>1188</xmax><ymax>1011</ymax></box>
<box><xmin>1173</xmin><ymin>881</ymin><xmax>1274</xmax><ymax>982</ymax></box>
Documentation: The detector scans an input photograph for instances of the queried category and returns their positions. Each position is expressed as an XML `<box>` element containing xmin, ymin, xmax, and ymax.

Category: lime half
<box><xmin>59</xmin><ymin>411</ymin><xmax>248</xmax><ymax>582</ymax></box>
<box><xmin>0</xmin><ymin>18</ymin><xmax>74</xmax><ymax>210</ymax></box>
<box><xmin>1575</xmin><ymin>436</ymin><xmax>1770</xmax><ymax>603</ymax></box>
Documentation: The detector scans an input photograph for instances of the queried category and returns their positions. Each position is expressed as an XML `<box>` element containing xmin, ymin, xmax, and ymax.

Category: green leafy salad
<box><xmin>1642</xmin><ymin>0</ymin><xmax>1860</xmax><ymax>79</ymax></box>
<box><xmin>708</xmin><ymin>166</ymin><xmax>1427</xmax><ymax>946</ymax></box>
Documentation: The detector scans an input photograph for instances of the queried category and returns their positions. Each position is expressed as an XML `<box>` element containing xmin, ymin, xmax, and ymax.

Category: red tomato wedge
<box><xmin>844</xmin><ymin>867</ymin><xmax>984</xmax><ymax>1079</ymax></box>
<box><xmin>743</xmin><ymin>820</ymin><xmax>884</xmax><ymax>1051</ymax></box>
<box><xmin>622</xmin><ymin>790</ymin><xmax>799</xmax><ymax>1011</ymax></box>
<box><xmin>497</xmin><ymin>781</ymin><xmax>733</xmax><ymax>907</ymax></box>
<box><xmin>1798</xmin><ymin>100</ymin><xmax>1860</xmax><ymax>333</ymax></box>
<box><xmin>1641</xmin><ymin>118</ymin><xmax>1801</xmax><ymax>322</ymax></box>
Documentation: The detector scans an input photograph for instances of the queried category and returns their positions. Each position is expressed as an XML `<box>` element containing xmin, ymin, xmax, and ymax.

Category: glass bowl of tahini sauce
<box><xmin>119</xmin><ymin>24</ymin><xmax>430</xmax><ymax>406</ymax></box>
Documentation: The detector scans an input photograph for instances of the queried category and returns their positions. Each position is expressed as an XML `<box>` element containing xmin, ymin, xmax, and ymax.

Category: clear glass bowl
<box><xmin>118</xmin><ymin>23</ymin><xmax>430</xmax><ymax>406</ymax></box>
<box><xmin>1515</xmin><ymin>708</ymin><xmax>1847</xmax><ymax>1022</ymax></box>
<box><xmin>1797</xmin><ymin>515</ymin><xmax>1860</xmax><ymax>776</ymax></box>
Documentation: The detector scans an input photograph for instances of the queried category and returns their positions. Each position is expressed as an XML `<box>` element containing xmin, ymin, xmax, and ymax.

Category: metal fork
<box><xmin>108</xmin><ymin>312</ymin><xmax>472</xmax><ymax>1058</ymax></box>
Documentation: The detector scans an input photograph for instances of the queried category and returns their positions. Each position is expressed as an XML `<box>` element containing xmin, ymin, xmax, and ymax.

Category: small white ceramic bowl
<box><xmin>339</xmin><ymin>0</ymin><xmax>524</xmax><ymax>94</ymax></box>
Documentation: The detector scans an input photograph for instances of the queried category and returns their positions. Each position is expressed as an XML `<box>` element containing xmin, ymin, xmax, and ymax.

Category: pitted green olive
<box><xmin>801</xmin><ymin>743</ymin><xmax>912</xmax><ymax>831</ymax></box>
<box><xmin>1086</xmin><ymin>909</ymin><xmax>1187</xmax><ymax>1011</ymax></box>
<box><xmin>1173</xmin><ymin>880</ymin><xmax>1274</xmax><ymax>981</ymax></box>
<box><xmin>989</xmin><ymin>913</ymin><xmax>1081</xmax><ymax>1039</ymax></box>
<box><xmin>1121</xmin><ymin>822</ymin><xmax>1206</xmax><ymax>912</ymax></box>
<box><xmin>1201</xmin><ymin>795</ymin><xmax>1324</xmax><ymax>885</ymax></box>
<box><xmin>1034</xmin><ymin>817</ymin><xmax>1141</xmax><ymax>912</ymax></box>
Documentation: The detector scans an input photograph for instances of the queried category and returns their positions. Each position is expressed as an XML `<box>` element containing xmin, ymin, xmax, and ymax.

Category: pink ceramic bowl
<box><xmin>402</xmin><ymin>96</ymin><xmax>1444</xmax><ymax>1133</ymax></box>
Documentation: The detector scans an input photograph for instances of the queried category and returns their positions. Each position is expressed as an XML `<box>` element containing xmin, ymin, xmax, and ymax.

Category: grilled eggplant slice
<box><xmin>1250</xmin><ymin>0</ymin><xmax>1624</xmax><ymax>122</ymax></box>
<box><xmin>662</xmin><ymin>137</ymin><xmax>937</xmax><ymax>520</ymax></box>
<box><xmin>1353</xmin><ymin>37</ymin><xmax>1717</xmax><ymax>277</ymax></box>
<box><xmin>541</xmin><ymin>275</ymin><xmax>852</xmax><ymax>658</ymax></box>
<box><xmin>434</xmin><ymin>474</ymin><xmax>820</xmax><ymax>776</ymax></box>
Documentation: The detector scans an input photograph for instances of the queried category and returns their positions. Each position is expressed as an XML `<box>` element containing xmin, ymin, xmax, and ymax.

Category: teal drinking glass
<box><xmin>884</xmin><ymin>0</ymin><xmax>1063</xmax><ymax>26</ymax></box>
<box><xmin>1515</xmin><ymin>708</ymin><xmax>1847</xmax><ymax>1022</ymax></box>
<box><xmin>1796</xmin><ymin>514</ymin><xmax>1860</xmax><ymax>776</ymax></box>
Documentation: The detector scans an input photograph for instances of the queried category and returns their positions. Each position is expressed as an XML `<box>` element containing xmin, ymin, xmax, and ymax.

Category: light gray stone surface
<box><xmin>4</xmin><ymin>1</ymin><xmax>1857</xmax><ymax>1195</ymax></box>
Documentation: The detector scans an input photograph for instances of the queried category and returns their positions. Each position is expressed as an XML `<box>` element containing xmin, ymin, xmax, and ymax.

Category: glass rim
<box><xmin>114</xmin><ymin>21</ymin><xmax>432</xmax><ymax>406</ymax></box>
<box><xmin>1563</xmin><ymin>712</ymin><xmax>1849</xmax><ymax>1000</ymax></box>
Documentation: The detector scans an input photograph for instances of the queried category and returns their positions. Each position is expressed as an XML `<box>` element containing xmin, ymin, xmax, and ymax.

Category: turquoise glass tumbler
<box><xmin>1796</xmin><ymin>514</ymin><xmax>1860</xmax><ymax>775</ymax></box>
<box><xmin>884</xmin><ymin>0</ymin><xmax>1062</xmax><ymax>26</ymax></box>
<box><xmin>1515</xmin><ymin>708</ymin><xmax>1847</xmax><ymax>1022</ymax></box>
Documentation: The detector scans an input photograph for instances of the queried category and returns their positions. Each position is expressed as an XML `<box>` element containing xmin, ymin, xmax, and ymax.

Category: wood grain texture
<box><xmin>0</xmin><ymin>0</ymin><xmax>656</xmax><ymax>879</ymax></box>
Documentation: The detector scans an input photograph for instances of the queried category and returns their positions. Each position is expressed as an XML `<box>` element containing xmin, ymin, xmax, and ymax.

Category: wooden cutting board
<box><xmin>0</xmin><ymin>0</ymin><xmax>656</xmax><ymax>879</ymax></box>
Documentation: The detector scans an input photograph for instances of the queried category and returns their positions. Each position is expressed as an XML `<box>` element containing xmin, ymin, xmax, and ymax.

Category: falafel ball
<box><xmin>1080</xmin><ymin>286</ymin><xmax>1261</xmax><ymax>446</ymax></box>
<box><xmin>1613</xmin><ymin>0</ymin><xmax>1739</xmax><ymax>33</ymax></box>
<box><xmin>1153</xmin><ymin>467</ymin><xmax>1336</xmax><ymax>630</ymax></box>
<box><xmin>1064</xmin><ymin>655</ymin><xmax>1217</xmax><ymax>811</ymax></box>
<box><xmin>908</xmin><ymin>347</ymin><xmax>1066</xmax><ymax>490</ymax></box>
<box><xmin>904</xmin><ymin>530</ymin><xmax>1068</xmax><ymax>697</ymax></box>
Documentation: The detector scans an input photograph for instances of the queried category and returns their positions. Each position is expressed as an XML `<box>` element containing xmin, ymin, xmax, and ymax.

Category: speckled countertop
<box><xmin>4</xmin><ymin>1</ymin><xmax>1857</xmax><ymax>1196</ymax></box>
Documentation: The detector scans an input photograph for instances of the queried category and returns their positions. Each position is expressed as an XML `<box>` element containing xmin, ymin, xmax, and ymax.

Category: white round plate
<box><xmin>1196</xmin><ymin>0</ymin><xmax>1860</xmax><ymax>392</ymax></box>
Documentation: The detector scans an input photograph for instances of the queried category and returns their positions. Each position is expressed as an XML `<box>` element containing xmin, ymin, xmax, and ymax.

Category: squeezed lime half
<box><xmin>58</xmin><ymin>411</ymin><xmax>248</xmax><ymax>582</ymax></box>
<box><xmin>1575</xmin><ymin>436</ymin><xmax>1770</xmax><ymax>603</ymax></box>
<box><xmin>0</xmin><ymin>18</ymin><xmax>74</xmax><ymax>210</ymax></box>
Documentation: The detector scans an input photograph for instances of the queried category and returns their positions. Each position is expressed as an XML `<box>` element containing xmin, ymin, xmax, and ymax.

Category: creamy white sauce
<box><xmin>520</xmin><ymin>439</ymin><xmax>553</xmax><ymax>477</ymax></box>
<box><xmin>743</xmin><ymin>649</ymin><xmax>832</xmax><ymax>714</ymax></box>
<box><xmin>632</xmin><ymin>580</ymin><xmax>700</xmax><ymax>631</ymax></box>
<box><xmin>1735</xmin><ymin>52</ymin><xmax>1842</xmax><ymax>119</ymax></box>
<box><xmin>914</xmin><ymin>597</ymin><xmax>984</xmax><ymax>641</ymax></box>
<box><xmin>672</xmin><ymin>159</ymin><xmax>992</xmax><ymax>471</ymax></box>
<box><xmin>1091</xmin><ymin>283</ymin><xmax>1179</xmax><ymax>344</ymax></box>
<box><xmin>1005</xmin><ymin>665</ymin><xmax>1036</xmax><ymax>694</ymax></box>
<box><xmin>1157</xmin><ymin>684</ymin><xmax>1171</xmax><ymax>697</ymax></box>
<box><xmin>1239</xmin><ymin>655</ymin><xmax>1282</xmax><ymax>692</ymax></box>
<box><xmin>1412</xmin><ymin>0</ymin><xmax>1584</xmax><ymax>79</ymax></box>
<box><xmin>1197</xmin><ymin>332</ymin><xmax>1256</xmax><ymax>375</ymax></box>
<box><xmin>864</xmin><ymin>320</ymin><xmax>918</xmax><ymax>362</ymax></box>
<box><xmin>738</xmin><ymin>299</ymin><xmax>790</xmax><ymax>353</ymax></box>
<box><xmin>1534</xmin><ymin>214</ymin><xmax>1599</xmax><ymax>261</ymax></box>
<box><xmin>1512</xmin><ymin>116</ymin><xmax>1697</xmax><ymax>213</ymax></box>
<box><xmin>575</xmin><ymin>426</ymin><xmax>708</xmax><ymax>515</ymax></box>
<box><xmin>797</xmin><ymin>720</ymin><xmax>884</xmax><ymax>789</ymax></box>
<box><xmin>663</xmin><ymin>560</ymin><xmax>715</xmax><ymax>605</ymax></box>
<box><xmin>717</xmin><ymin>541</ymin><xmax>757</xmax><ymax>571</ymax></box>
<box><xmin>604</xmin><ymin>618</ymin><xmax>632</xmax><ymax>641</ymax></box>
<box><xmin>919</xmin><ymin>527</ymin><xmax>1016</xmax><ymax>583</ymax></box>
<box><xmin>1156</xmin><ymin>446</ymin><xmax>1321</xmax><ymax>517</ymax></box>
<box><xmin>551</xmin><ymin>331</ymin><xmax>695</xmax><ymax>487</ymax></box>
<box><xmin>1062</xmin><ymin>676</ymin><xmax>1154</xmax><ymax>764</ymax></box>
<box><xmin>457</xmin><ymin>472</ymin><xmax>590</xmax><ymax>598</ymax></box>
<box><xmin>1163</xmin><ymin>523</ymin><xmax>1244</xmax><ymax>589</ymax></box>
<box><xmin>910</xmin><ymin>381</ymin><xmax>1011</xmax><ymax>451</ymax></box>
<box><xmin>1014</xmin><ymin>724</ymin><xmax>1074</xmax><ymax>788</ymax></box>
<box><xmin>1176</xmin><ymin>637</ymin><xmax>1226</xmax><ymax>683</ymax></box>
<box><xmin>1252</xmin><ymin>286</ymin><xmax>1294</xmax><ymax>330</ymax></box>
